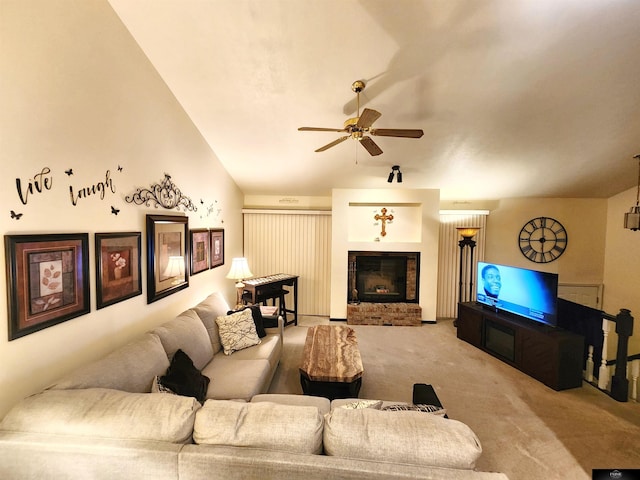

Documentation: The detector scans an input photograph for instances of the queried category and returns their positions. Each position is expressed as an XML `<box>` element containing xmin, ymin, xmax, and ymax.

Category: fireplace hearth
<box><xmin>348</xmin><ymin>251</ymin><xmax>420</xmax><ymax>304</ymax></box>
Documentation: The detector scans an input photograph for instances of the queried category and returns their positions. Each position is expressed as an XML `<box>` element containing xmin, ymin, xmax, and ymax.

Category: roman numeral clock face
<box><xmin>518</xmin><ymin>217</ymin><xmax>567</xmax><ymax>263</ymax></box>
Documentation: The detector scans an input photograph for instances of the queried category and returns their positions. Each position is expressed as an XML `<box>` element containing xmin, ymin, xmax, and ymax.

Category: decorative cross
<box><xmin>374</xmin><ymin>207</ymin><xmax>394</xmax><ymax>237</ymax></box>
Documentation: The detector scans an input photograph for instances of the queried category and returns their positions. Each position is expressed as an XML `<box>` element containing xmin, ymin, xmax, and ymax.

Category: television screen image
<box><xmin>476</xmin><ymin>262</ymin><xmax>559</xmax><ymax>327</ymax></box>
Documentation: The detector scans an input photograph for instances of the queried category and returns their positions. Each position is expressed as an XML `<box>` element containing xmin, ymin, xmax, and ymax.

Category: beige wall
<box><xmin>603</xmin><ymin>187</ymin><xmax>640</xmax><ymax>353</ymax></box>
<box><xmin>0</xmin><ymin>1</ymin><xmax>243</xmax><ymax>418</ymax></box>
<box><xmin>484</xmin><ymin>198</ymin><xmax>607</xmax><ymax>283</ymax></box>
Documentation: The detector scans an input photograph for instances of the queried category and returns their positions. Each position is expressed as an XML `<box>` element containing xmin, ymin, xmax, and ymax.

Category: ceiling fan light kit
<box><xmin>623</xmin><ymin>153</ymin><xmax>640</xmax><ymax>231</ymax></box>
<box><xmin>298</xmin><ymin>80</ymin><xmax>424</xmax><ymax>156</ymax></box>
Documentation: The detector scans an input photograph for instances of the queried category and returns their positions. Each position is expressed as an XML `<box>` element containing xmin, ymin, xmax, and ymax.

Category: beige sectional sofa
<box><xmin>0</xmin><ymin>292</ymin><xmax>508</xmax><ymax>480</ymax></box>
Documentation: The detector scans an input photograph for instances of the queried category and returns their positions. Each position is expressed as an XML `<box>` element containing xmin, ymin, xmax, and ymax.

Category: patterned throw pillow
<box><xmin>226</xmin><ymin>305</ymin><xmax>267</xmax><ymax>338</ymax></box>
<box><xmin>340</xmin><ymin>400</ymin><xmax>383</xmax><ymax>410</ymax></box>
<box><xmin>151</xmin><ymin>375</ymin><xmax>177</xmax><ymax>395</ymax></box>
<box><xmin>215</xmin><ymin>309</ymin><xmax>262</xmax><ymax>355</ymax></box>
<box><xmin>382</xmin><ymin>403</ymin><xmax>448</xmax><ymax>417</ymax></box>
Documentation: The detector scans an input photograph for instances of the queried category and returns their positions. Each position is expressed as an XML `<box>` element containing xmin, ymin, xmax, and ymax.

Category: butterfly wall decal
<box><xmin>65</xmin><ymin>169</ymin><xmax>73</xmax><ymax>176</ymax></box>
<box><xmin>10</xmin><ymin>210</ymin><xmax>23</xmax><ymax>220</ymax></box>
<box><xmin>111</xmin><ymin>206</ymin><xmax>120</xmax><ymax>215</ymax></box>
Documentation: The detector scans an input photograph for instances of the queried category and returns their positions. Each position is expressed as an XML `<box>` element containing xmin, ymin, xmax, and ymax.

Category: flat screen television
<box><xmin>476</xmin><ymin>262</ymin><xmax>559</xmax><ymax>327</ymax></box>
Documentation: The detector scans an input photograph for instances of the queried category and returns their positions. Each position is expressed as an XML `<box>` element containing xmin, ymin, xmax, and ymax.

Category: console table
<box><xmin>457</xmin><ymin>302</ymin><xmax>584</xmax><ymax>391</ymax></box>
<box><xmin>242</xmin><ymin>274</ymin><xmax>299</xmax><ymax>326</ymax></box>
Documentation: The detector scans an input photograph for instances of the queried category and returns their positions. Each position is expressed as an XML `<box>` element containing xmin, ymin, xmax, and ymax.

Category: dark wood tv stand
<box><xmin>457</xmin><ymin>302</ymin><xmax>584</xmax><ymax>391</ymax></box>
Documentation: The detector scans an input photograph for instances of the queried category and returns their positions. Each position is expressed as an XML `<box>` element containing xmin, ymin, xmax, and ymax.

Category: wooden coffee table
<box><xmin>299</xmin><ymin>325</ymin><xmax>363</xmax><ymax>400</ymax></box>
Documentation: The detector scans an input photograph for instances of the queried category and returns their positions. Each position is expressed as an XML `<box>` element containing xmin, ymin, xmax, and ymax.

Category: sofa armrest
<box><xmin>263</xmin><ymin>315</ymin><xmax>284</xmax><ymax>340</ymax></box>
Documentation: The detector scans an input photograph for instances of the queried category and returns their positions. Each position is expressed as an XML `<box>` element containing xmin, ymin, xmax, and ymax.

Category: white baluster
<box><xmin>598</xmin><ymin>318</ymin><xmax>612</xmax><ymax>390</ymax></box>
<box><xmin>585</xmin><ymin>345</ymin><xmax>594</xmax><ymax>382</ymax></box>
<box><xmin>630</xmin><ymin>359</ymin><xmax>639</xmax><ymax>402</ymax></box>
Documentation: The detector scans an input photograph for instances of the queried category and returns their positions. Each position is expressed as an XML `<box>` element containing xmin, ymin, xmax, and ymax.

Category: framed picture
<box><xmin>190</xmin><ymin>229</ymin><xmax>210</xmax><ymax>275</ymax></box>
<box><xmin>95</xmin><ymin>232</ymin><xmax>142</xmax><ymax>309</ymax></box>
<box><xmin>210</xmin><ymin>228</ymin><xmax>224</xmax><ymax>269</ymax></box>
<box><xmin>146</xmin><ymin>214</ymin><xmax>189</xmax><ymax>304</ymax></box>
<box><xmin>5</xmin><ymin>233</ymin><xmax>90</xmax><ymax>340</ymax></box>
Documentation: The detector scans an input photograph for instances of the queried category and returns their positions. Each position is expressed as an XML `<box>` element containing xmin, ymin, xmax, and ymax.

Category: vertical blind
<box><xmin>243</xmin><ymin>210</ymin><xmax>332</xmax><ymax>316</ymax></box>
<box><xmin>243</xmin><ymin>209</ymin><xmax>487</xmax><ymax>321</ymax></box>
<box><xmin>437</xmin><ymin>212</ymin><xmax>488</xmax><ymax>319</ymax></box>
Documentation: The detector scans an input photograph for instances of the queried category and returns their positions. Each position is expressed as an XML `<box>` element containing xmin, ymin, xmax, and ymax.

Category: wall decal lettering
<box><xmin>69</xmin><ymin>170</ymin><xmax>116</xmax><ymax>206</ymax></box>
<box><xmin>15</xmin><ymin>167</ymin><xmax>53</xmax><ymax>205</ymax></box>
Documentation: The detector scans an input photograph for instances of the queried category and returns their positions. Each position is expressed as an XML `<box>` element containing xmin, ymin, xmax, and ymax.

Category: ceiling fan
<box><xmin>298</xmin><ymin>80</ymin><xmax>424</xmax><ymax>156</ymax></box>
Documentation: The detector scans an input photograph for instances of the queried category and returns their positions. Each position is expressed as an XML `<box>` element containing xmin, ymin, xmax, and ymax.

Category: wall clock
<box><xmin>518</xmin><ymin>216</ymin><xmax>567</xmax><ymax>263</ymax></box>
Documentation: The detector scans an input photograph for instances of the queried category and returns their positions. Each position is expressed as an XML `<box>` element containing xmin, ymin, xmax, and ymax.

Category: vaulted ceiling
<box><xmin>108</xmin><ymin>0</ymin><xmax>640</xmax><ymax>202</ymax></box>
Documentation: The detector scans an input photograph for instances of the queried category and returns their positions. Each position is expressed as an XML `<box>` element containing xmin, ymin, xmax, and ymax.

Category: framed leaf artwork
<box><xmin>5</xmin><ymin>233</ymin><xmax>90</xmax><ymax>340</ymax></box>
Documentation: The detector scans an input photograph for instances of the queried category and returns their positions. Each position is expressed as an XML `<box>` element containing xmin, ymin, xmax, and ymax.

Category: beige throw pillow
<box><xmin>215</xmin><ymin>309</ymin><xmax>261</xmax><ymax>355</ymax></box>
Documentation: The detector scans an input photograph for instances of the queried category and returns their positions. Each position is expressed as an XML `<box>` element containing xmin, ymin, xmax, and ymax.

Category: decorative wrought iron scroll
<box><xmin>125</xmin><ymin>173</ymin><xmax>197</xmax><ymax>212</ymax></box>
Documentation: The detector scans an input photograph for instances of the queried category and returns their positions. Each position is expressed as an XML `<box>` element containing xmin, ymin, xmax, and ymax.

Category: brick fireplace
<box><xmin>346</xmin><ymin>251</ymin><xmax>422</xmax><ymax>325</ymax></box>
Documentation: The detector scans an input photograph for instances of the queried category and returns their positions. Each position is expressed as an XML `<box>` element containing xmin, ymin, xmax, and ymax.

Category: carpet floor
<box><xmin>268</xmin><ymin>316</ymin><xmax>640</xmax><ymax>480</ymax></box>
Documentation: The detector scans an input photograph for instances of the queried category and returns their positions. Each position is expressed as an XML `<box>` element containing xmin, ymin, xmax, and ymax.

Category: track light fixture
<box><xmin>388</xmin><ymin>165</ymin><xmax>402</xmax><ymax>183</ymax></box>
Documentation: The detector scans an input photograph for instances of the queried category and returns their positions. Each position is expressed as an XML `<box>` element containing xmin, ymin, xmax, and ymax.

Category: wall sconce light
<box><xmin>624</xmin><ymin>154</ymin><xmax>640</xmax><ymax>231</ymax></box>
<box><xmin>387</xmin><ymin>165</ymin><xmax>402</xmax><ymax>183</ymax></box>
<box><xmin>226</xmin><ymin>257</ymin><xmax>253</xmax><ymax>307</ymax></box>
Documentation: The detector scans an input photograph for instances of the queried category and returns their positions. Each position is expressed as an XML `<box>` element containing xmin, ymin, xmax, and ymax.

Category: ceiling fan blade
<box><xmin>299</xmin><ymin>127</ymin><xmax>347</xmax><ymax>133</ymax></box>
<box><xmin>370</xmin><ymin>128</ymin><xmax>424</xmax><ymax>138</ymax></box>
<box><xmin>360</xmin><ymin>136</ymin><xmax>383</xmax><ymax>156</ymax></box>
<box><xmin>356</xmin><ymin>108</ymin><xmax>382</xmax><ymax>129</ymax></box>
<box><xmin>315</xmin><ymin>135</ymin><xmax>350</xmax><ymax>152</ymax></box>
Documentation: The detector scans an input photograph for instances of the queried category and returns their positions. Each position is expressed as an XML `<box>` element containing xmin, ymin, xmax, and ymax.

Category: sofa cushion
<box><xmin>227</xmin><ymin>304</ymin><xmax>266</xmax><ymax>338</ymax></box>
<box><xmin>251</xmin><ymin>394</ymin><xmax>331</xmax><ymax>416</ymax></box>
<box><xmin>160</xmin><ymin>349</ymin><xmax>210</xmax><ymax>404</ymax></box>
<box><xmin>201</xmin><ymin>357</ymin><xmax>270</xmax><ymax>401</ymax></box>
<box><xmin>340</xmin><ymin>399</ymin><xmax>383</xmax><ymax>410</ymax></box>
<box><xmin>223</xmin><ymin>332</ymin><xmax>281</xmax><ymax>370</ymax></box>
<box><xmin>153</xmin><ymin>309</ymin><xmax>213</xmax><ymax>370</ymax></box>
<box><xmin>193</xmin><ymin>400</ymin><xmax>324</xmax><ymax>454</ymax></box>
<box><xmin>0</xmin><ymin>388</ymin><xmax>200</xmax><ymax>444</ymax></box>
<box><xmin>215</xmin><ymin>309</ymin><xmax>261</xmax><ymax>355</ymax></box>
<box><xmin>191</xmin><ymin>292</ymin><xmax>232</xmax><ymax>355</ymax></box>
<box><xmin>49</xmin><ymin>333</ymin><xmax>169</xmax><ymax>393</ymax></box>
<box><xmin>323</xmin><ymin>407</ymin><xmax>482</xmax><ymax>469</ymax></box>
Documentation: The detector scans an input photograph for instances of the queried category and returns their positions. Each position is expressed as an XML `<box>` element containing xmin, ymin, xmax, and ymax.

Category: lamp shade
<box><xmin>226</xmin><ymin>257</ymin><xmax>253</xmax><ymax>281</ymax></box>
<box><xmin>456</xmin><ymin>227</ymin><xmax>481</xmax><ymax>238</ymax></box>
<box><xmin>163</xmin><ymin>256</ymin><xmax>185</xmax><ymax>278</ymax></box>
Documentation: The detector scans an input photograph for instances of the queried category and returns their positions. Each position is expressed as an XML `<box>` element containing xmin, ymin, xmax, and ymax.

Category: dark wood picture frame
<box><xmin>210</xmin><ymin>228</ymin><xmax>224</xmax><ymax>269</ymax></box>
<box><xmin>146</xmin><ymin>214</ymin><xmax>189</xmax><ymax>304</ymax></box>
<box><xmin>95</xmin><ymin>232</ymin><xmax>142</xmax><ymax>309</ymax></box>
<box><xmin>190</xmin><ymin>228</ymin><xmax>210</xmax><ymax>275</ymax></box>
<box><xmin>5</xmin><ymin>233</ymin><xmax>90</xmax><ymax>340</ymax></box>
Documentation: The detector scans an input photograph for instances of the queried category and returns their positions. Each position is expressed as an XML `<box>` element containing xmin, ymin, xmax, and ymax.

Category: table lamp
<box><xmin>163</xmin><ymin>256</ymin><xmax>185</xmax><ymax>285</ymax></box>
<box><xmin>226</xmin><ymin>257</ymin><xmax>253</xmax><ymax>308</ymax></box>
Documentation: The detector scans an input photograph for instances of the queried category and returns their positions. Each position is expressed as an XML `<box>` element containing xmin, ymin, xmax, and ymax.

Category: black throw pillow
<box><xmin>227</xmin><ymin>305</ymin><xmax>267</xmax><ymax>338</ymax></box>
<box><xmin>160</xmin><ymin>349</ymin><xmax>210</xmax><ymax>404</ymax></box>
